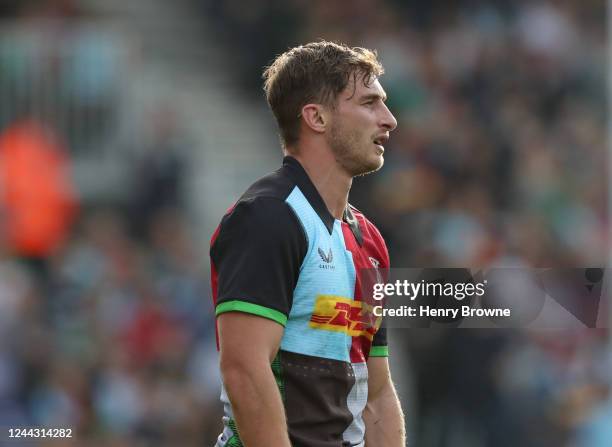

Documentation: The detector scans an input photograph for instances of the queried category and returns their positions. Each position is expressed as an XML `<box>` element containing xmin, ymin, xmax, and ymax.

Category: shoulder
<box><xmin>211</xmin><ymin>169</ymin><xmax>307</xmax><ymax>259</ymax></box>
<box><xmin>241</xmin><ymin>166</ymin><xmax>297</xmax><ymax>202</ymax></box>
<box><xmin>212</xmin><ymin>196</ymin><xmax>305</xmax><ymax>252</ymax></box>
<box><xmin>215</xmin><ymin>166</ymin><xmax>300</xmax><ymax>233</ymax></box>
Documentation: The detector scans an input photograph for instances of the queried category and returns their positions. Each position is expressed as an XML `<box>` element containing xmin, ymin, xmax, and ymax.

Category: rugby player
<box><xmin>210</xmin><ymin>41</ymin><xmax>404</xmax><ymax>447</ymax></box>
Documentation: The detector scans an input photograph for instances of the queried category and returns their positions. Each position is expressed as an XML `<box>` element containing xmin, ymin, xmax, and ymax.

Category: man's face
<box><xmin>326</xmin><ymin>75</ymin><xmax>397</xmax><ymax>177</ymax></box>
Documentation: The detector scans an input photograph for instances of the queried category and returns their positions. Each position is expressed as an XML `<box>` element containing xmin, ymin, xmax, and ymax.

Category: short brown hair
<box><xmin>263</xmin><ymin>41</ymin><xmax>384</xmax><ymax>149</ymax></box>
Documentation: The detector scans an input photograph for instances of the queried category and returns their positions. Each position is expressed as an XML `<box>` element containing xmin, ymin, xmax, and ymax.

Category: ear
<box><xmin>300</xmin><ymin>104</ymin><xmax>327</xmax><ymax>134</ymax></box>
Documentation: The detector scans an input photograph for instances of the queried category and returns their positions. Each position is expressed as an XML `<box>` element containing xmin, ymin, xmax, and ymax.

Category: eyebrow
<box><xmin>359</xmin><ymin>93</ymin><xmax>387</xmax><ymax>102</ymax></box>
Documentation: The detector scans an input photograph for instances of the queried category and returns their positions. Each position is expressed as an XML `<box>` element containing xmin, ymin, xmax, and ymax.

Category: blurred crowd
<box><xmin>0</xmin><ymin>207</ymin><xmax>222</xmax><ymax>446</ymax></box>
<box><xmin>0</xmin><ymin>0</ymin><xmax>610</xmax><ymax>446</ymax></box>
<box><xmin>0</xmin><ymin>2</ymin><xmax>223</xmax><ymax>446</ymax></box>
<box><xmin>0</xmin><ymin>0</ymin><xmax>124</xmax><ymax>155</ymax></box>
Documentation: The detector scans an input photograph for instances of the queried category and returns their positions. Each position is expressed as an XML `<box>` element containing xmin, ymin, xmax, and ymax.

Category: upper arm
<box><xmin>365</xmin><ymin>352</ymin><xmax>405</xmax><ymax>446</ymax></box>
<box><xmin>367</xmin><ymin>356</ymin><xmax>392</xmax><ymax>400</ymax></box>
<box><xmin>218</xmin><ymin>312</ymin><xmax>285</xmax><ymax>369</ymax></box>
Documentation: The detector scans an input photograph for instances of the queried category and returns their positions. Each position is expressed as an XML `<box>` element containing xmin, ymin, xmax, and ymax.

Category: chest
<box><xmin>293</xmin><ymin>220</ymin><xmax>384</xmax><ymax>313</ymax></box>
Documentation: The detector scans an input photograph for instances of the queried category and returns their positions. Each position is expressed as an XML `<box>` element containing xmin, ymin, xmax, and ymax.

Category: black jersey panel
<box><xmin>211</xmin><ymin>197</ymin><xmax>307</xmax><ymax>318</ymax></box>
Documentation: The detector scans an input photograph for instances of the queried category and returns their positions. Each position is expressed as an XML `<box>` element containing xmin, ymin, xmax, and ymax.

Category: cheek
<box><xmin>332</xmin><ymin>112</ymin><xmax>371</xmax><ymax>146</ymax></box>
<box><xmin>339</xmin><ymin>106</ymin><xmax>372</xmax><ymax>124</ymax></box>
<box><xmin>346</xmin><ymin>127</ymin><xmax>366</xmax><ymax>147</ymax></box>
<box><xmin>354</xmin><ymin>108</ymin><xmax>376</xmax><ymax>124</ymax></box>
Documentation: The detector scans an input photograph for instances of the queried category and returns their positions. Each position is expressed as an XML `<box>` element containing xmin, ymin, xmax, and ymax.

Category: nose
<box><xmin>380</xmin><ymin>103</ymin><xmax>398</xmax><ymax>132</ymax></box>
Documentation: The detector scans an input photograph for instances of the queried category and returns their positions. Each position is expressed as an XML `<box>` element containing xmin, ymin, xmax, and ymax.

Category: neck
<box><xmin>289</xmin><ymin>147</ymin><xmax>352</xmax><ymax>220</ymax></box>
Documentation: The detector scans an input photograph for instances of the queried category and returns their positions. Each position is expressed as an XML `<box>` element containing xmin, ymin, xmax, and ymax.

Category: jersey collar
<box><xmin>282</xmin><ymin>156</ymin><xmax>363</xmax><ymax>245</ymax></box>
<box><xmin>283</xmin><ymin>156</ymin><xmax>335</xmax><ymax>234</ymax></box>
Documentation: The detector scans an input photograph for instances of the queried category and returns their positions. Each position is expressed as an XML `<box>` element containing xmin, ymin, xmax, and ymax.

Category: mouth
<box><xmin>373</xmin><ymin>134</ymin><xmax>389</xmax><ymax>153</ymax></box>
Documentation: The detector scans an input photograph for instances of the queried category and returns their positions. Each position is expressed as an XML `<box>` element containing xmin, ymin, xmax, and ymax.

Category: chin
<box><xmin>353</xmin><ymin>155</ymin><xmax>384</xmax><ymax>177</ymax></box>
<box><xmin>369</xmin><ymin>152</ymin><xmax>385</xmax><ymax>170</ymax></box>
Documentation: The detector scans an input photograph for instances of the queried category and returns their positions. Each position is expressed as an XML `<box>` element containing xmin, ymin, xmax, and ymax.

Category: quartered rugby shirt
<box><xmin>210</xmin><ymin>156</ymin><xmax>389</xmax><ymax>447</ymax></box>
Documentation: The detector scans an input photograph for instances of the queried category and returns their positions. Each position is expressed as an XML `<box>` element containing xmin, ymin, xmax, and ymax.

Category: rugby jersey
<box><xmin>210</xmin><ymin>156</ymin><xmax>389</xmax><ymax>447</ymax></box>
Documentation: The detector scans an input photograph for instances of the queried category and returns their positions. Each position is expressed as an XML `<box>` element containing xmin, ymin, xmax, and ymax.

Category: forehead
<box><xmin>338</xmin><ymin>74</ymin><xmax>386</xmax><ymax>101</ymax></box>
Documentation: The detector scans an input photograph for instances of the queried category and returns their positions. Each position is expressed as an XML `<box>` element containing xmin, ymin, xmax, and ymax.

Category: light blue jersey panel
<box><xmin>282</xmin><ymin>187</ymin><xmax>357</xmax><ymax>362</ymax></box>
